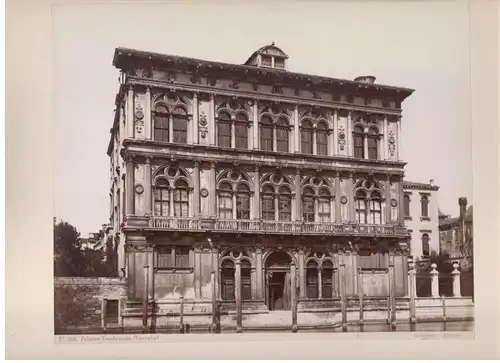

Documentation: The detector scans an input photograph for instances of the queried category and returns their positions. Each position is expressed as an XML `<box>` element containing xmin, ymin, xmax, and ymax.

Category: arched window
<box><xmin>173</xmin><ymin>180</ymin><xmax>189</xmax><ymax>216</ymax></box>
<box><xmin>153</xmin><ymin>105</ymin><xmax>169</xmax><ymax>142</ymax></box>
<box><xmin>221</xmin><ymin>260</ymin><xmax>235</xmax><ymax>300</ymax></box>
<box><xmin>318</xmin><ymin>188</ymin><xmax>331</xmax><ymax>222</ymax></box>
<box><xmin>306</xmin><ymin>260</ymin><xmax>319</xmax><ymax>299</ymax></box>
<box><xmin>172</xmin><ymin>107</ymin><xmax>188</xmax><ymax>144</ymax></box>
<box><xmin>261</xmin><ymin>185</ymin><xmax>275</xmax><ymax>220</ymax></box>
<box><xmin>421</xmin><ymin>195</ymin><xmax>429</xmax><ymax>217</ymax></box>
<box><xmin>316</xmin><ymin>122</ymin><xmax>329</xmax><ymax>156</ymax></box>
<box><xmin>278</xmin><ymin>186</ymin><xmax>292</xmax><ymax>221</ymax></box>
<box><xmin>321</xmin><ymin>260</ymin><xmax>334</xmax><ymax>298</ymax></box>
<box><xmin>235</xmin><ymin>113</ymin><xmax>248</xmax><ymax>149</ymax></box>
<box><xmin>260</xmin><ymin>116</ymin><xmax>273</xmax><ymax>151</ymax></box>
<box><xmin>153</xmin><ymin>178</ymin><xmax>169</xmax><ymax>216</ymax></box>
<box><xmin>241</xmin><ymin>259</ymin><xmax>252</xmax><ymax>301</ymax></box>
<box><xmin>367</xmin><ymin>128</ymin><xmax>379</xmax><ymax>160</ymax></box>
<box><xmin>236</xmin><ymin>184</ymin><xmax>250</xmax><ymax>219</ymax></box>
<box><xmin>302</xmin><ymin>187</ymin><xmax>315</xmax><ymax>222</ymax></box>
<box><xmin>404</xmin><ymin>194</ymin><xmax>411</xmax><ymax>217</ymax></box>
<box><xmin>353</xmin><ymin>126</ymin><xmax>365</xmax><ymax>158</ymax></box>
<box><xmin>422</xmin><ymin>233</ymin><xmax>430</xmax><ymax>257</ymax></box>
<box><xmin>370</xmin><ymin>191</ymin><xmax>382</xmax><ymax>225</ymax></box>
<box><xmin>355</xmin><ymin>190</ymin><xmax>367</xmax><ymax>224</ymax></box>
<box><xmin>218</xmin><ymin>182</ymin><xmax>233</xmax><ymax>219</ymax></box>
<box><xmin>276</xmin><ymin>117</ymin><xmax>289</xmax><ymax>153</ymax></box>
<box><xmin>301</xmin><ymin>120</ymin><xmax>314</xmax><ymax>154</ymax></box>
<box><xmin>217</xmin><ymin>112</ymin><xmax>231</xmax><ymax>148</ymax></box>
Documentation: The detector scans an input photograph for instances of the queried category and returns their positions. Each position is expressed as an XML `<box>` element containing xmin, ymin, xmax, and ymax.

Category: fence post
<box><xmin>442</xmin><ymin>295</ymin><xmax>447</xmax><ymax>323</ymax></box>
<box><xmin>388</xmin><ymin>254</ymin><xmax>396</xmax><ymax>330</ymax></box>
<box><xmin>291</xmin><ymin>262</ymin><xmax>298</xmax><ymax>332</ymax></box>
<box><xmin>452</xmin><ymin>262</ymin><xmax>462</xmax><ymax>297</ymax></box>
<box><xmin>235</xmin><ymin>261</ymin><xmax>242</xmax><ymax>333</ymax></box>
<box><xmin>339</xmin><ymin>255</ymin><xmax>347</xmax><ymax>332</ymax></box>
<box><xmin>357</xmin><ymin>268</ymin><xmax>363</xmax><ymax>326</ymax></box>
<box><xmin>179</xmin><ymin>296</ymin><xmax>184</xmax><ymax>334</ymax></box>
<box><xmin>408</xmin><ymin>257</ymin><xmax>416</xmax><ymax>324</ymax></box>
<box><xmin>430</xmin><ymin>263</ymin><xmax>439</xmax><ymax>298</ymax></box>
<box><xmin>142</xmin><ymin>257</ymin><xmax>150</xmax><ymax>330</ymax></box>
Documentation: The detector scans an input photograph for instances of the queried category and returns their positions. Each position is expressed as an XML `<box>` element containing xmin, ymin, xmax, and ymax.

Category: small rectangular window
<box><xmin>105</xmin><ymin>299</ymin><xmax>119</xmax><ymax>326</ymax></box>
<box><xmin>261</xmin><ymin>55</ymin><xmax>272</xmax><ymax>67</ymax></box>
<box><xmin>156</xmin><ymin>246</ymin><xmax>192</xmax><ymax>269</ymax></box>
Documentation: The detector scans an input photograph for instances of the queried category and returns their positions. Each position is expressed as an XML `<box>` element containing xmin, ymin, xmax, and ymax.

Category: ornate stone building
<box><xmin>107</xmin><ymin>44</ymin><xmax>414</xmax><ymax>327</ymax></box>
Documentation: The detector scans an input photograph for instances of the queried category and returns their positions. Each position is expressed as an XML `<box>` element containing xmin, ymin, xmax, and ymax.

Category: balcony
<box><xmin>143</xmin><ymin>216</ymin><xmax>407</xmax><ymax>237</ymax></box>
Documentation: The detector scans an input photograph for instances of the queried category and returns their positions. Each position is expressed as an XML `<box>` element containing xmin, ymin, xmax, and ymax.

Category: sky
<box><xmin>53</xmin><ymin>1</ymin><xmax>472</xmax><ymax>236</ymax></box>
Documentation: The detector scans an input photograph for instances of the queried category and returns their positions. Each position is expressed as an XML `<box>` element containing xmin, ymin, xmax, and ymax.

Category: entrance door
<box><xmin>268</xmin><ymin>271</ymin><xmax>292</xmax><ymax>310</ymax></box>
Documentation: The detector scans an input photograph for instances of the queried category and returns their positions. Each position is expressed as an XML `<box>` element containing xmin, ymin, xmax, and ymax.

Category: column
<box><xmin>194</xmin><ymin>245</ymin><xmax>202</xmax><ymax>299</ymax></box>
<box><xmin>363</xmin><ymin>134</ymin><xmax>369</xmax><ymax>160</ymax></box>
<box><xmin>144</xmin><ymin>157</ymin><xmax>152</xmax><ymax>215</ymax></box>
<box><xmin>193</xmin><ymin>92</ymin><xmax>199</xmax><ymax>144</ymax></box>
<box><xmin>335</xmin><ymin>171</ymin><xmax>341</xmax><ymax>222</ymax></box>
<box><xmin>231</xmin><ymin>122</ymin><xmax>236</xmax><ymax>148</ymax></box>
<box><xmin>385</xmin><ymin>174</ymin><xmax>392</xmax><ymax>224</ymax></box>
<box><xmin>295</xmin><ymin>168</ymin><xmax>301</xmax><ymax>221</ymax></box>
<box><xmin>388</xmin><ymin>252</ymin><xmax>396</xmax><ymax>328</ymax></box>
<box><xmin>291</xmin><ymin>262</ymin><xmax>298</xmax><ymax>332</ymax></box>
<box><xmin>317</xmin><ymin>267</ymin><xmax>323</xmax><ymax>299</ymax></box>
<box><xmin>253</xmin><ymin>100</ymin><xmax>259</xmax><ymax>149</ymax></box>
<box><xmin>125</xmin><ymin>156</ymin><xmax>135</xmax><ymax>216</ymax></box>
<box><xmin>294</xmin><ymin>104</ymin><xmax>300</xmax><ymax>153</ymax></box>
<box><xmin>339</xmin><ymin>252</ymin><xmax>347</xmax><ymax>331</ymax></box>
<box><xmin>248</xmin><ymin>123</ymin><xmax>254</xmax><ymax>150</ymax></box>
<box><xmin>430</xmin><ymin>263</ymin><xmax>439</xmax><ymax>298</ymax></box>
<box><xmin>290</xmin><ymin>125</ymin><xmax>295</xmax><ymax>153</ymax></box>
<box><xmin>346</xmin><ymin>111</ymin><xmax>352</xmax><ymax>157</ymax></box>
<box><xmin>168</xmin><ymin>115</ymin><xmax>173</xmax><ymax>143</ymax></box>
<box><xmin>169</xmin><ymin>189</ymin><xmax>174</xmax><ymax>216</ymax></box>
<box><xmin>397</xmin><ymin>118</ymin><xmax>402</xmax><ymax>161</ymax></box>
<box><xmin>332</xmin><ymin>110</ymin><xmax>338</xmax><ymax>156</ymax></box>
<box><xmin>398</xmin><ymin>179</ymin><xmax>405</xmax><ymax>224</ymax></box>
<box><xmin>210</xmin><ymin>162</ymin><xmax>217</xmax><ymax>217</ymax></box>
<box><xmin>211</xmin><ymin>246</ymin><xmax>220</xmax><ymax>299</ymax></box>
<box><xmin>298</xmin><ymin>248</ymin><xmax>306</xmax><ymax>299</ymax></box>
<box><xmin>383</xmin><ymin>116</ymin><xmax>388</xmax><ymax>160</ymax></box>
<box><xmin>209</xmin><ymin>94</ymin><xmax>216</xmax><ymax>146</ymax></box>
<box><xmin>348</xmin><ymin>172</ymin><xmax>355</xmax><ymax>222</ymax></box>
<box><xmin>193</xmin><ymin>160</ymin><xmax>200</xmax><ymax>216</ymax></box>
<box><xmin>314</xmin><ymin>198</ymin><xmax>319</xmax><ymax>221</ymax></box>
<box><xmin>452</xmin><ymin>262</ymin><xmax>461</xmax><ymax>297</ymax></box>
<box><xmin>272</xmin><ymin>127</ymin><xmax>277</xmax><ymax>152</ymax></box>
<box><xmin>145</xmin><ymin>87</ymin><xmax>152</xmax><ymax>140</ymax></box>
<box><xmin>142</xmin><ymin>251</ymin><xmax>149</xmax><ymax>328</ymax></box>
<box><xmin>312</xmin><ymin>126</ymin><xmax>317</xmax><ymax>155</ymax></box>
<box><xmin>127</xmin><ymin>85</ymin><xmax>134</xmax><ymax>138</ymax></box>
<box><xmin>408</xmin><ymin>257</ymin><xmax>416</xmax><ymax>323</ymax></box>
<box><xmin>235</xmin><ymin>261</ymin><xmax>242</xmax><ymax>333</ymax></box>
<box><xmin>255</xmin><ymin>246</ymin><xmax>263</xmax><ymax>300</ymax></box>
<box><xmin>274</xmin><ymin>194</ymin><xmax>279</xmax><ymax>221</ymax></box>
<box><xmin>254</xmin><ymin>166</ymin><xmax>260</xmax><ymax>219</ymax></box>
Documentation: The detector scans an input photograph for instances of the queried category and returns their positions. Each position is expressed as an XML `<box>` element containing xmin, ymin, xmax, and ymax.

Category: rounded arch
<box><xmin>152</xmin><ymin>165</ymin><xmax>193</xmax><ymax>187</ymax></box>
<box><xmin>260</xmin><ymin>114</ymin><xmax>274</xmax><ymax>124</ymax></box>
<box><xmin>300</xmin><ymin>119</ymin><xmax>314</xmax><ymax>128</ymax></box>
<box><xmin>301</xmin><ymin>175</ymin><xmax>334</xmax><ymax>191</ymax></box>
<box><xmin>153</xmin><ymin>101</ymin><xmax>170</xmax><ymax>113</ymax></box>
<box><xmin>353</xmin><ymin>124</ymin><xmax>365</xmax><ymax>133</ymax></box>
<box><xmin>316</xmin><ymin>120</ymin><xmax>329</xmax><ymax>130</ymax></box>
<box><xmin>217</xmin><ymin>109</ymin><xmax>232</xmax><ymax>120</ymax></box>
<box><xmin>262</xmin><ymin>250</ymin><xmax>297</xmax><ymax>267</ymax></box>
<box><xmin>217</xmin><ymin>169</ymin><xmax>253</xmax><ymax>192</ymax></box>
<box><xmin>260</xmin><ymin>172</ymin><xmax>294</xmax><ymax>188</ymax></box>
<box><xmin>368</xmin><ymin>125</ymin><xmax>380</xmax><ymax>135</ymax></box>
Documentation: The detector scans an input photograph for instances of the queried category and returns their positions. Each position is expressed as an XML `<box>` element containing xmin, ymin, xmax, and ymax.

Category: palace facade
<box><xmin>107</xmin><ymin>44</ymin><xmax>415</xmax><ymax>326</ymax></box>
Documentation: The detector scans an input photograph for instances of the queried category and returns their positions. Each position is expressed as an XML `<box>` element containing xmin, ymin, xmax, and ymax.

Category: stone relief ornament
<box><xmin>135</xmin><ymin>104</ymin><xmax>145</xmax><ymax>135</ymax></box>
<box><xmin>388</xmin><ymin>130</ymin><xmax>396</xmax><ymax>156</ymax></box>
<box><xmin>200</xmin><ymin>188</ymin><xmax>209</xmax><ymax>198</ymax></box>
<box><xmin>391</xmin><ymin>199</ymin><xmax>398</xmax><ymax>207</ymax></box>
<box><xmin>199</xmin><ymin>111</ymin><xmax>208</xmax><ymax>138</ymax></box>
<box><xmin>341</xmin><ymin>196</ymin><xmax>348</xmax><ymax>204</ymax></box>
<box><xmin>135</xmin><ymin>184</ymin><xmax>144</xmax><ymax>195</ymax></box>
<box><xmin>338</xmin><ymin>125</ymin><xmax>346</xmax><ymax>151</ymax></box>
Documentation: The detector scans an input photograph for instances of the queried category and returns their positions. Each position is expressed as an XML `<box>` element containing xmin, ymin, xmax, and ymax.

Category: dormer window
<box><xmin>261</xmin><ymin>55</ymin><xmax>272</xmax><ymax>67</ymax></box>
<box><xmin>244</xmin><ymin>42</ymin><xmax>289</xmax><ymax>70</ymax></box>
<box><xmin>274</xmin><ymin>57</ymin><xmax>285</xmax><ymax>69</ymax></box>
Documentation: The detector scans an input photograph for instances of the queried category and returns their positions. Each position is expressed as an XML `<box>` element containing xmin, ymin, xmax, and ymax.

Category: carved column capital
<box><xmin>145</xmin><ymin>156</ymin><xmax>152</xmax><ymax>164</ymax></box>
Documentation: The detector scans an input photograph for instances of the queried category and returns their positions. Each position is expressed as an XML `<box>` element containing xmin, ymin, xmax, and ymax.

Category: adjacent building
<box><xmin>403</xmin><ymin>180</ymin><xmax>440</xmax><ymax>260</ymax></box>
<box><xmin>106</xmin><ymin>44</ymin><xmax>414</xmax><ymax>326</ymax></box>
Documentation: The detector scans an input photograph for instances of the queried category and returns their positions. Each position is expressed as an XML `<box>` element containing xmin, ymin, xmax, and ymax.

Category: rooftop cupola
<box><xmin>244</xmin><ymin>42</ymin><xmax>289</xmax><ymax>70</ymax></box>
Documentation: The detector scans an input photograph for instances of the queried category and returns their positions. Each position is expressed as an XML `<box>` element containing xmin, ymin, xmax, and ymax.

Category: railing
<box><xmin>149</xmin><ymin>216</ymin><xmax>202</xmax><ymax>230</ymax></box>
<box><xmin>148</xmin><ymin>216</ymin><xmax>402</xmax><ymax>236</ymax></box>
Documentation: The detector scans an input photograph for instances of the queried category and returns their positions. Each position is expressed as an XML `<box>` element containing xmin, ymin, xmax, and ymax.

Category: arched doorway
<box><xmin>264</xmin><ymin>251</ymin><xmax>293</xmax><ymax>311</ymax></box>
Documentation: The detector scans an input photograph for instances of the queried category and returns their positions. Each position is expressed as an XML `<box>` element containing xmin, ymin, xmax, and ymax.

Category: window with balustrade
<box><xmin>221</xmin><ymin>260</ymin><xmax>235</xmax><ymax>300</ymax></box>
<box><xmin>235</xmin><ymin>113</ymin><xmax>249</xmax><ymax>149</ymax></box>
<box><xmin>261</xmin><ymin>185</ymin><xmax>275</xmax><ymax>220</ymax></box>
<box><xmin>278</xmin><ymin>186</ymin><xmax>292</xmax><ymax>221</ymax></box>
<box><xmin>370</xmin><ymin>192</ymin><xmax>382</xmax><ymax>224</ymax></box>
<box><xmin>221</xmin><ymin>251</ymin><xmax>252</xmax><ymax>301</ymax></box>
<box><xmin>353</xmin><ymin>126</ymin><xmax>365</xmax><ymax>158</ymax></box>
<box><xmin>260</xmin><ymin>174</ymin><xmax>294</xmax><ymax>221</ymax></box>
<box><xmin>355</xmin><ymin>190</ymin><xmax>368</xmax><ymax>224</ymax></box>
<box><xmin>236</xmin><ymin>184</ymin><xmax>250</xmax><ymax>219</ymax></box>
<box><xmin>316</xmin><ymin>122</ymin><xmax>329</xmax><ymax>156</ymax></box>
<box><xmin>173</xmin><ymin>180</ymin><xmax>189</xmax><ymax>216</ymax></box>
<box><xmin>172</xmin><ymin>107</ymin><xmax>188</xmax><ymax>143</ymax></box>
<box><xmin>153</xmin><ymin>166</ymin><xmax>191</xmax><ymax>217</ymax></box>
<box><xmin>301</xmin><ymin>177</ymin><xmax>333</xmax><ymax>222</ymax></box>
<box><xmin>218</xmin><ymin>182</ymin><xmax>233</xmax><ymax>219</ymax></box>
<box><xmin>217</xmin><ymin>171</ymin><xmax>252</xmax><ymax>220</ymax></box>
<box><xmin>156</xmin><ymin>246</ymin><xmax>192</xmax><ymax>269</ymax></box>
<box><xmin>301</xmin><ymin>120</ymin><xmax>314</xmax><ymax>154</ymax></box>
<box><xmin>276</xmin><ymin>117</ymin><xmax>290</xmax><ymax>152</ymax></box>
<box><xmin>306</xmin><ymin>260</ymin><xmax>319</xmax><ymax>299</ymax></box>
<box><xmin>354</xmin><ymin>180</ymin><xmax>385</xmax><ymax>224</ymax></box>
<box><xmin>260</xmin><ymin>116</ymin><xmax>274</xmax><ymax>151</ymax></box>
<box><xmin>318</xmin><ymin>189</ymin><xmax>332</xmax><ymax>222</ymax></box>
<box><xmin>321</xmin><ymin>260</ymin><xmax>335</xmax><ymax>298</ymax></box>
<box><xmin>367</xmin><ymin>127</ymin><xmax>379</xmax><ymax>160</ymax></box>
<box><xmin>302</xmin><ymin>187</ymin><xmax>315</xmax><ymax>222</ymax></box>
<box><xmin>153</xmin><ymin>104</ymin><xmax>169</xmax><ymax>142</ymax></box>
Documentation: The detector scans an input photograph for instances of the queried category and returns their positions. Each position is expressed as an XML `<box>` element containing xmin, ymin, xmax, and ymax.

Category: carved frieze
<box><xmin>388</xmin><ymin>130</ymin><xmax>396</xmax><ymax>156</ymax></box>
<box><xmin>338</xmin><ymin>125</ymin><xmax>346</xmax><ymax>150</ymax></box>
<box><xmin>199</xmin><ymin>110</ymin><xmax>208</xmax><ymax>139</ymax></box>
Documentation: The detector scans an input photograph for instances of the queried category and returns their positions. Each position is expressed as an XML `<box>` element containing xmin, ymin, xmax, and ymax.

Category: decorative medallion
<box><xmin>391</xmin><ymin>199</ymin><xmax>398</xmax><ymax>207</ymax></box>
<box><xmin>135</xmin><ymin>103</ymin><xmax>144</xmax><ymax>120</ymax></box>
<box><xmin>271</xmin><ymin>86</ymin><xmax>283</xmax><ymax>95</ymax></box>
<box><xmin>247</xmin><ymin>100</ymin><xmax>253</xmax><ymax>106</ymax></box>
<box><xmin>338</xmin><ymin>125</ymin><xmax>346</xmax><ymax>151</ymax></box>
<box><xmin>135</xmin><ymin>184</ymin><xmax>144</xmax><ymax>195</ymax></box>
<box><xmin>199</xmin><ymin>110</ymin><xmax>208</xmax><ymax>139</ymax></box>
<box><xmin>341</xmin><ymin>196</ymin><xmax>348</xmax><ymax>204</ymax></box>
<box><xmin>388</xmin><ymin>130</ymin><xmax>396</xmax><ymax>156</ymax></box>
<box><xmin>200</xmin><ymin>188</ymin><xmax>209</xmax><ymax>198</ymax></box>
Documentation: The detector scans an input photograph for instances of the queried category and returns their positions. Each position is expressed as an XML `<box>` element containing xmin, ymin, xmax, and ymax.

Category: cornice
<box><xmin>127</xmin><ymin>77</ymin><xmax>404</xmax><ymax>117</ymax></box>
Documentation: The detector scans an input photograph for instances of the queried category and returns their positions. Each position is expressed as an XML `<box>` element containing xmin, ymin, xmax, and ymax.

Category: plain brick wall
<box><xmin>54</xmin><ymin>277</ymin><xmax>127</xmax><ymax>334</ymax></box>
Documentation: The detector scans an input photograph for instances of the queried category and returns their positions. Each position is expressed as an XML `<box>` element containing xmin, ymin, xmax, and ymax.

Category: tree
<box><xmin>54</xmin><ymin>220</ymin><xmax>88</xmax><ymax>277</ymax></box>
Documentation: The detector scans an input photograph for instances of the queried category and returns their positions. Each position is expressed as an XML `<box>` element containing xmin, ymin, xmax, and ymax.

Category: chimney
<box><xmin>459</xmin><ymin>197</ymin><xmax>467</xmax><ymax>220</ymax></box>
<box><xmin>429</xmin><ymin>179</ymin><xmax>434</xmax><ymax>186</ymax></box>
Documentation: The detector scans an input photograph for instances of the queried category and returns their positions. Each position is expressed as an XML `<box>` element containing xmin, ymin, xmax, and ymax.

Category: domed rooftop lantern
<box><xmin>244</xmin><ymin>42</ymin><xmax>289</xmax><ymax>70</ymax></box>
